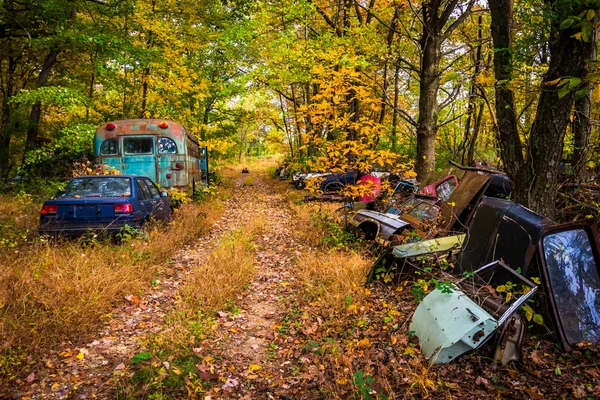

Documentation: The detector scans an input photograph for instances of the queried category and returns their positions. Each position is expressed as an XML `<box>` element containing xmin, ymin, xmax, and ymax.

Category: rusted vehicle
<box><xmin>418</xmin><ymin>174</ymin><xmax>458</xmax><ymax>200</ymax></box>
<box><xmin>95</xmin><ymin>119</ymin><xmax>209</xmax><ymax>192</ymax></box>
<box><xmin>370</xmin><ymin>196</ymin><xmax>600</xmax><ymax>361</ymax></box>
<box><xmin>347</xmin><ymin>195</ymin><xmax>441</xmax><ymax>246</ymax></box>
<box><xmin>348</xmin><ymin>171</ymin><xmax>508</xmax><ymax>246</ymax></box>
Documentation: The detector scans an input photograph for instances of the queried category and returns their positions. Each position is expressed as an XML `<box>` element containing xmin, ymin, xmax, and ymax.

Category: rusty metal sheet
<box><xmin>441</xmin><ymin>171</ymin><xmax>490</xmax><ymax>231</ymax></box>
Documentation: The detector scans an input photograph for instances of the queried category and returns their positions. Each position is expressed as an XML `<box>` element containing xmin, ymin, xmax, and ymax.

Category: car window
<box><xmin>543</xmin><ymin>229</ymin><xmax>600</xmax><ymax>345</ymax></box>
<box><xmin>144</xmin><ymin>178</ymin><xmax>161</xmax><ymax>198</ymax></box>
<box><xmin>62</xmin><ymin>177</ymin><xmax>131</xmax><ymax>197</ymax></box>
<box><xmin>100</xmin><ymin>139</ymin><xmax>119</xmax><ymax>156</ymax></box>
<box><xmin>136</xmin><ymin>179</ymin><xmax>152</xmax><ymax>200</ymax></box>
<box><xmin>435</xmin><ymin>178</ymin><xmax>457</xmax><ymax>201</ymax></box>
<box><xmin>408</xmin><ymin>202</ymin><xmax>440</xmax><ymax>221</ymax></box>
<box><xmin>158</xmin><ymin>137</ymin><xmax>177</xmax><ymax>154</ymax></box>
<box><xmin>124</xmin><ymin>137</ymin><xmax>154</xmax><ymax>155</ymax></box>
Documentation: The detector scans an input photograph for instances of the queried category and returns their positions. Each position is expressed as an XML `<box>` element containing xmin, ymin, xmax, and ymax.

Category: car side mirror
<box><xmin>161</xmin><ymin>191</ymin><xmax>169</xmax><ymax>198</ymax></box>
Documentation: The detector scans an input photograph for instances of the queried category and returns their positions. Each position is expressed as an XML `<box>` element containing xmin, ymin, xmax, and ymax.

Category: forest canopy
<box><xmin>1</xmin><ymin>0</ymin><xmax>599</xmax><ymax>216</ymax></box>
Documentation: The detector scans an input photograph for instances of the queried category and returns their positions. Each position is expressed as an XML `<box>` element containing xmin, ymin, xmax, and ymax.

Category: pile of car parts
<box><xmin>410</xmin><ymin>260</ymin><xmax>537</xmax><ymax>364</ymax></box>
<box><xmin>370</xmin><ymin>195</ymin><xmax>600</xmax><ymax>363</ymax></box>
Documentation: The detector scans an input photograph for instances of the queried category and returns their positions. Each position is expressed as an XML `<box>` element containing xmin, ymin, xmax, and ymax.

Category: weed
<box><xmin>167</xmin><ymin>187</ymin><xmax>191</xmax><ymax>207</ymax></box>
<box><xmin>242</xmin><ymin>175</ymin><xmax>256</xmax><ymax>186</ymax></box>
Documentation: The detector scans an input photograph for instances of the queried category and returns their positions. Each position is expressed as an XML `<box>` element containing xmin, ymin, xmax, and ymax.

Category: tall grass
<box><xmin>297</xmin><ymin>249</ymin><xmax>370</xmax><ymax>311</ymax></box>
<box><xmin>0</xmin><ymin>200</ymin><xmax>224</xmax><ymax>353</ymax></box>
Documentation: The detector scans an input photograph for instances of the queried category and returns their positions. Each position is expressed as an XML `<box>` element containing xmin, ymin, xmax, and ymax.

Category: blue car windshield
<box><xmin>62</xmin><ymin>177</ymin><xmax>131</xmax><ymax>198</ymax></box>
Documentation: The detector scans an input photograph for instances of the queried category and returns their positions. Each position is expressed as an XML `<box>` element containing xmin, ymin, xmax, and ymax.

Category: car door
<box><xmin>135</xmin><ymin>178</ymin><xmax>154</xmax><ymax>219</ymax></box>
<box><xmin>143</xmin><ymin>178</ymin><xmax>168</xmax><ymax>220</ymax></box>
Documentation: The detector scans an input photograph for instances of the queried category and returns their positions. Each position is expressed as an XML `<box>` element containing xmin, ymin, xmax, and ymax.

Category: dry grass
<box><xmin>154</xmin><ymin>212</ymin><xmax>265</xmax><ymax>351</ymax></box>
<box><xmin>297</xmin><ymin>249</ymin><xmax>370</xmax><ymax>311</ymax></box>
<box><xmin>0</xmin><ymin>197</ymin><xmax>226</xmax><ymax>354</ymax></box>
<box><xmin>178</xmin><ymin>229</ymin><xmax>255</xmax><ymax>313</ymax></box>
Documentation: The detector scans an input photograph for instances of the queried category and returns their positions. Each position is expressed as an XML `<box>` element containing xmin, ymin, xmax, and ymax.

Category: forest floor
<box><xmin>5</xmin><ymin>162</ymin><xmax>600</xmax><ymax>399</ymax></box>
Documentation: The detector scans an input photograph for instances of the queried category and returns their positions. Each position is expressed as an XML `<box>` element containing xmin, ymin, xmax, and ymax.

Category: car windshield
<box><xmin>62</xmin><ymin>177</ymin><xmax>131</xmax><ymax>198</ymax></box>
<box><xmin>408</xmin><ymin>202</ymin><xmax>440</xmax><ymax>221</ymax></box>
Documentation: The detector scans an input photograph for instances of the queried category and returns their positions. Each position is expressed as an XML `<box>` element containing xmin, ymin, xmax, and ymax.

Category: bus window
<box><xmin>124</xmin><ymin>137</ymin><xmax>154</xmax><ymax>155</ymax></box>
<box><xmin>100</xmin><ymin>139</ymin><xmax>119</xmax><ymax>155</ymax></box>
<box><xmin>158</xmin><ymin>137</ymin><xmax>177</xmax><ymax>154</ymax></box>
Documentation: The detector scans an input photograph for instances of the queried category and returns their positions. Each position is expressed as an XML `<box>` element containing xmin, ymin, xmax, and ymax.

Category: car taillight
<box><xmin>114</xmin><ymin>203</ymin><xmax>133</xmax><ymax>213</ymax></box>
<box><xmin>41</xmin><ymin>204</ymin><xmax>57</xmax><ymax>215</ymax></box>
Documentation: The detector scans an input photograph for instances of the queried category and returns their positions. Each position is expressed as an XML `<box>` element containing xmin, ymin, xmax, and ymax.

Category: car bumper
<box><xmin>39</xmin><ymin>220</ymin><xmax>144</xmax><ymax>236</ymax></box>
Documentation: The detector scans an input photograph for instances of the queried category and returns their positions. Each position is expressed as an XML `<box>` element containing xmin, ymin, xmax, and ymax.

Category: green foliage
<box><xmin>353</xmin><ymin>370</ymin><xmax>387</xmax><ymax>400</ymax></box>
<box><xmin>19</xmin><ymin>124</ymin><xmax>96</xmax><ymax>179</ymax></box>
<box><xmin>10</xmin><ymin>87</ymin><xmax>89</xmax><ymax>109</ymax></box>
<box><xmin>131</xmin><ymin>352</ymin><xmax>153</xmax><ymax>364</ymax></box>
<box><xmin>192</xmin><ymin>185</ymin><xmax>218</xmax><ymax>203</ymax></box>
<box><xmin>168</xmin><ymin>188</ymin><xmax>191</xmax><ymax>208</ymax></box>
<box><xmin>265</xmin><ymin>166</ymin><xmax>278</xmax><ymax>179</ymax></box>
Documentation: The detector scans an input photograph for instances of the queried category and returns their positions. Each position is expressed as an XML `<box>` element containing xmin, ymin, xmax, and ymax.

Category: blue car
<box><xmin>39</xmin><ymin>175</ymin><xmax>173</xmax><ymax>236</ymax></box>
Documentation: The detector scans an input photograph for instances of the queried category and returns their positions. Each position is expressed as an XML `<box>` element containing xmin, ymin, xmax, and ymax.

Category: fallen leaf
<box><xmin>475</xmin><ymin>376</ymin><xmax>489</xmax><ymax>388</ymax></box>
<box><xmin>222</xmin><ymin>377</ymin><xmax>239</xmax><ymax>390</ymax></box>
<box><xmin>114</xmin><ymin>363</ymin><xmax>125</xmax><ymax>371</ymax></box>
<box><xmin>26</xmin><ymin>372</ymin><xmax>35</xmax><ymax>383</ymax></box>
<box><xmin>248</xmin><ymin>364</ymin><xmax>262</xmax><ymax>371</ymax></box>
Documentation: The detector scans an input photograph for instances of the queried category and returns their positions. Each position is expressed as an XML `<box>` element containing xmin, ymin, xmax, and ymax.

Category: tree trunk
<box><xmin>491</xmin><ymin>0</ymin><xmax>595</xmax><ymax>218</ymax></box>
<box><xmin>515</xmin><ymin>11</ymin><xmax>594</xmax><ymax>218</ymax></box>
<box><xmin>0</xmin><ymin>56</ymin><xmax>17</xmax><ymax>176</ymax></box>
<box><xmin>572</xmin><ymin>20</ymin><xmax>596</xmax><ymax>182</ymax></box>
<box><xmin>415</xmin><ymin>33</ymin><xmax>441</xmax><ymax>183</ymax></box>
<box><xmin>489</xmin><ymin>0</ymin><xmax>523</xmax><ymax>179</ymax></box>
<box><xmin>414</xmin><ymin>0</ymin><xmax>474</xmax><ymax>182</ymax></box>
<box><xmin>24</xmin><ymin>48</ymin><xmax>60</xmax><ymax>156</ymax></box>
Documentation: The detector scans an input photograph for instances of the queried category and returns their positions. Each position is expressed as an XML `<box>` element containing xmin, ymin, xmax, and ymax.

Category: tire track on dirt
<box><xmin>197</xmin><ymin>174</ymin><xmax>309</xmax><ymax>399</ymax></box>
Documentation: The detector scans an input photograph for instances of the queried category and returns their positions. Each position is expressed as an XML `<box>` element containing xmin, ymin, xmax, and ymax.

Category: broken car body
<box><xmin>349</xmin><ymin>171</ymin><xmax>510</xmax><ymax>246</ymax></box>
<box><xmin>370</xmin><ymin>195</ymin><xmax>600</xmax><ymax>362</ymax></box>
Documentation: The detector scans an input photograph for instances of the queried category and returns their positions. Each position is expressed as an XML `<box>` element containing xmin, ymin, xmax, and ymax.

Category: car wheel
<box><xmin>324</xmin><ymin>182</ymin><xmax>344</xmax><ymax>193</ymax></box>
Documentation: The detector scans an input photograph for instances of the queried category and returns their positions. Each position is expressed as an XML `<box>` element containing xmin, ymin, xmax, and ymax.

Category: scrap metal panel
<box><xmin>410</xmin><ymin>289</ymin><xmax>497</xmax><ymax>364</ymax></box>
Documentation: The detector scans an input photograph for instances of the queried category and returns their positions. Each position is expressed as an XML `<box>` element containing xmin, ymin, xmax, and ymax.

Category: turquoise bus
<box><xmin>94</xmin><ymin>119</ymin><xmax>208</xmax><ymax>192</ymax></box>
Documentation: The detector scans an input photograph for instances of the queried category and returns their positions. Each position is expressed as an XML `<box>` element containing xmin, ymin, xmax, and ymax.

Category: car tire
<box><xmin>324</xmin><ymin>182</ymin><xmax>344</xmax><ymax>193</ymax></box>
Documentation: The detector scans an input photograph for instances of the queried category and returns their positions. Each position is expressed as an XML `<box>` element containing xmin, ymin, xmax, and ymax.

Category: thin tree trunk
<box><xmin>572</xmin><ymin>19</ymin><xmax>597</xmax><ymax>182</ymax></box>
<box><xmin>391</xmin><ymin>62</ymin><xmax>401</xmax><ymax>152</ymax></box>
<box><xmin>460</xmin><ymin>15</ymin><xmax>484</xmax><ymax>165</ymax></box>
<box><xmin>24</xmin><ymin>48</ymin><xmax>60</xmax><ymax>156</ymax></box>
<box><xmin>489</xmin><ymin>0</ymin><xmax>523</xmax><ymax>179</ymax></box>
<box><xmin>466</xmin><ymin>101</ymin><xmax>484</xmax><ymax>165</ymax></box>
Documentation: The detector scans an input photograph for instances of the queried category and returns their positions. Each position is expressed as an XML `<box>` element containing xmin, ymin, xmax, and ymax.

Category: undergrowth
<box><xmin>0</xmin><ymin>176</ymin><xmax>231</xmax><ymax>387</ymax></box>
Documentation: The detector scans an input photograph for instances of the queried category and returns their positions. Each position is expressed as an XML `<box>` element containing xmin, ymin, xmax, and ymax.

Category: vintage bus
<box><xmin>94</xmin><ymin>119</ymin><xmax>208</xmax><ymax>192</ymax></box>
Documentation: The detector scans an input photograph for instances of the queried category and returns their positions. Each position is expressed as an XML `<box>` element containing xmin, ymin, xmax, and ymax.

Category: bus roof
<box><xmin>95</xmin><ymin>119</ymin><xmax>198</xmax><ymax>145</ymax></box>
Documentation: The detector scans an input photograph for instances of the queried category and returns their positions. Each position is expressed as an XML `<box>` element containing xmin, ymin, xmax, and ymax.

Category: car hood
<box><xmin>353</xmin><ymin>210</ymin><xmax>411</xmax><ymax>230</ymax></box>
